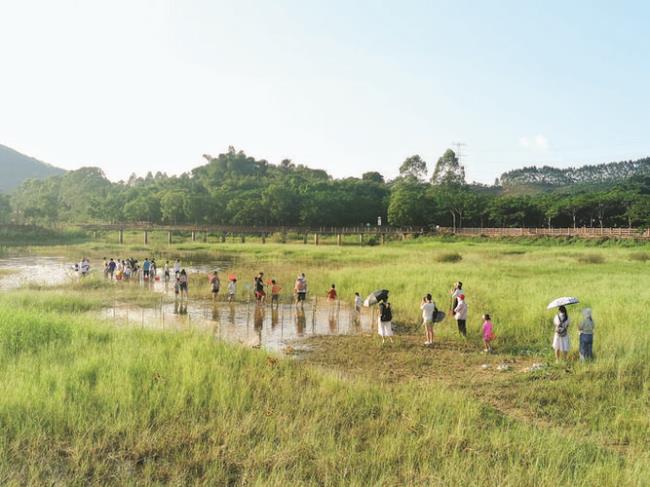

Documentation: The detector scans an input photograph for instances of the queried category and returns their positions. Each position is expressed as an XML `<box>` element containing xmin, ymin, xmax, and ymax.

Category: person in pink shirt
<box><xmin>482</xmin><ymin>314</ymin><xmax>495</xmax><ymax>353</ymax></box>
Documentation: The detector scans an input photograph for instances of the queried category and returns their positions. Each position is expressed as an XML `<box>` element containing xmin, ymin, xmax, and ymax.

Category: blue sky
<box><xmin>1</xmin><ymin>0</ymin><xmax>648</xmax><ymax>183</ymax></box>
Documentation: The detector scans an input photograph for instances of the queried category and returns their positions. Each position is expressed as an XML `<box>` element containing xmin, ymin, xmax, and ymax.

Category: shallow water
<box><xmin>0</xmin><ymin>256</ymin><xmax>71</xmax><ymax>290</ymax></box>
<box><xmin>100</xmin><ymin>298</ymin><xmax>375</xmax><ymax>353</ymax></box>
<box><xmin>0</xmin><ymin>255</ymin><xmax>378</xmax><ymax>353</ymax></box>
<box><xmin>0</xmin><ymin>256</ymin><xmax>231</xmax><ymax>290</ymax></box>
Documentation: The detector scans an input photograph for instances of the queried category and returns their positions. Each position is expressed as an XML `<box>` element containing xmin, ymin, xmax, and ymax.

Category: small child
<box><xmin>354</xmin><ymin>292</ymin><xmax>362</xmax><ymax>312</ymax></box>
<box><xmin>210</xmin><ymin>271</ymin><xmax>220</xmax><ymax>301</ymax></box>
<box><xmin>227</xmin><ymin>278</ymin><xmax>237</xmax><ymax>302</ymax></box>
<box><xmin>174</xmin><ymin>277</ymin><xmax>181</xmax><ymax>298</ymax></box>
<box><xmin>482</xmin><ymin>314</ymin><xmax>495</xmax><ymax>353</ymax></box>
<box><xmin>327</xmin><ymin>284</ymin><xmax>337</xmax><ymax>302</ymax></box>
<box><xmin>271</xmin><ymin>280</ymin><xmax>282</xmax><ymax>305</ymax></box>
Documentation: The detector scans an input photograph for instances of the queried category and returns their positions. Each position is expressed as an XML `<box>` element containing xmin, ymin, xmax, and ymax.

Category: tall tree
<box><xmin>431</xmin><ymin>149</ymin><xmax>465</xmax><ymax>185</ymax></box>
<box><xmin>399</xmin><ymin>155</ymin><xmax>427</xmax><ymax>181</ymax></box>
<box><xmin>387</xmin><ymin>181</ymin><xmax>431</xmax><ymax>226</ymax></box>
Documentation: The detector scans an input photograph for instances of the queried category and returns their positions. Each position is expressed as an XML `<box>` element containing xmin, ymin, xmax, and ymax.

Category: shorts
<box><xmin>423</xmin><ymin>319</ymin><xmax>434</xmax><ymax>328</ymax></box>
<box><xmin>271</xmin><ymin>294</ymin><xmax>279</xmax><ymax>303</ymax></box>
<box><xmin>212</xmin><ymin>288</ymin><xmax>219</xmax><ymax>294</ymax></box>
<box><xmin>255</xmin><ymin>290</ymin><xmax>266</xmax><ymax>299</ymax></box>
<box><xmin>143</xmin><ymin>270</ymin><xmax>150</xmax><ymax>277</ymax></box>
<box><xmin>180</xmin><ymin>282</ymin><xmax>188</xmax><ymax>291</ymax></box>
<box><xmin>297</xmin><ymin>292</ymin><xmax>306</xmax><ymax>301</ymax></box>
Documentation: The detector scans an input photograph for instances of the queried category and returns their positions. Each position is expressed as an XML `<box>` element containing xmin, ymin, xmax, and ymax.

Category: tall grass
<box><xmin>3</xmin><ymin>239</ymin><xmax>650</xmax><ymax>483</ymax></box>
<box><xmin>0</xmin><ymin>301</ymin><xmax>647</xmax><ymax>484</ymax></box>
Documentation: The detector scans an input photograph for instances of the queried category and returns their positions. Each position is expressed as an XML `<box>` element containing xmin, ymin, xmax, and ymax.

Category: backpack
<box><xmin>380</xmin><ymin>303</ymin><xmax>392</xmax><ymax>322</ymax></box>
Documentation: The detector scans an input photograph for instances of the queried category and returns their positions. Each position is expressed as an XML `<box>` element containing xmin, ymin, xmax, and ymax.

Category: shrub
<box><xmin>435</xmin><ymin>252</ymin><xmax>462</xmax><ymax>263</ymax></box>
<box><xmin>576</xmin><ymin>254</ymin><xmax>605</xmax><ymax>264</ymax></box>
<box><xmin>629</xmin><ymin>251</ymin><xmax>650</xmax><ymax>262</ymax></box>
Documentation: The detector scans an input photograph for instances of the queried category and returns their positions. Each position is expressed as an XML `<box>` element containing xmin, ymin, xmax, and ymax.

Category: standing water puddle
<box><xmin>0</xmin><ymin>256</ymin><xmax>71</xmax><ymax>289</ymax></box>
<box><xmin>0</xmin><ymin>256</ymin><xmax>377</xmax><ymax>353</ymax></box>
<box><xmin>100</xmin><ymin>298</ymin><xmax>375</xmax><ymax>353</ymax></box>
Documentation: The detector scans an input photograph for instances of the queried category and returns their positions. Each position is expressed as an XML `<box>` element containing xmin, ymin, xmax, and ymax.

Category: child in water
<box><xmin>271</xmin><ymin>280</ymin><xmax>281</xmax><ymax>305</ymax></box>
<box><xmin>481</xmin><ymin>314</ymin><xmax>495</xmax><ymax>353</ymax></box>
<box><xmin>174</xmin><ymin>277</ymin><xmax>181</xmax><ymax>299</ymax></box>
<box><xmin>354</xmin><ymin>292</ymin><xmax>362</xmax><ymax>312</ymax></box>
<box><xmin>227</xmin><ymin>278</ymin><xmax>237</xmax><ymax>302</ymax></box>
<box><xmin>327</xmin><ymin>284</ymin><xmax>337</xmax><ymax>302</ymax></box>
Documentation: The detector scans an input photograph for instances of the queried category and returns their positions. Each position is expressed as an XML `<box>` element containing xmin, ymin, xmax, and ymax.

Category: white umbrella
<box><xmin>546</xmin><ymin>297</ymin><xmax>579</xmax><ymax>310</ymax></box>
<box><xmin>363</xmin><ymin>289</ymin><xmax>389</xmax><ymax>307</ymax></box>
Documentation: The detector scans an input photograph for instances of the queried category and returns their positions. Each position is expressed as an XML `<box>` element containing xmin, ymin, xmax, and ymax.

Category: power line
<box><xmin>452</xmin><ymin>142</ymin><xmax>467</xmax><ymax>166</ymax></box>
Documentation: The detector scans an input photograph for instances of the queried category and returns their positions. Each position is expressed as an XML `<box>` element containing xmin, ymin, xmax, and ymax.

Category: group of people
<box><xmin>81</xmin><ymin>257</ymin><xmax>596</xmax><ymax>360</ymax></box>
<box><xmin>553</xmin><ymin>305</ymin><xmax>595</xmax><ymax>361</ymax></box>
<box><xmin>96</xmin><ymin>256</ymin><xmax>191</xmax><ymax>300</ymax></box>
<box><xmin>73</xmin><ymin>258</ymin><xmax>91</xmax><ymax>276</ymax></box>
<box><xmin>376</xmin><ymin>280</ymin><xmax>594</xmax><ymax>361</ymax></box>
<box><xmin>207</xmin><ymin>271</ymin><xmax>312</xmax><ymax>307</ymax></box>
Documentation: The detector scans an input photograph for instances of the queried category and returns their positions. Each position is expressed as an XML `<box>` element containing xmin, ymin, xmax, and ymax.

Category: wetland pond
<box><xmin>0</xmin><ymin>256</ymin><xmax>375</xmax><ymax>353</ymax></box>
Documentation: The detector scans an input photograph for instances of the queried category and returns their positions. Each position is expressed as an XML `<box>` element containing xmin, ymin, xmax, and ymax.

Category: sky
<box><xmin>1</xmin><ymin>0</ymin><xmax>649</xmax><ymax>184</ymax></box>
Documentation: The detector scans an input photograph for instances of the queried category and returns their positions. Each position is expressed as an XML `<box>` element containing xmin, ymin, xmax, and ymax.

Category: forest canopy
<box><xmin>4</xmin><ymin>147</ymin><xmax>650</xmax><ymax>229</ymax></box>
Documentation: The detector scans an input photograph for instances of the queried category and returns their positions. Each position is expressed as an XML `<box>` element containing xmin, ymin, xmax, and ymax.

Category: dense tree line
<box><xmin>500</xmin><ymin>157</ymin><xmax>650</xmax><ymax>186</ymax></box>
<box><xmin>3</xmin><ymin>147</ymin><xmax>650</xmax><ymax>229</ymax></box>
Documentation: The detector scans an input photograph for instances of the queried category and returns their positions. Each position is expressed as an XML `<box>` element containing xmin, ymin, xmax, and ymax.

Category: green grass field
<box><xmin>1</xmin><ymin>238</ymin><xmax>650</xmax><ymax>485</ymax></box>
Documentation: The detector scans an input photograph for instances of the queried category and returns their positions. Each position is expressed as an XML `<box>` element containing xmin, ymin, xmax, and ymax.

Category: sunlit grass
<box><xmin>2</xmin><ymin>238</ymin><xmax>650</xmax><ymax>483</ymax></box>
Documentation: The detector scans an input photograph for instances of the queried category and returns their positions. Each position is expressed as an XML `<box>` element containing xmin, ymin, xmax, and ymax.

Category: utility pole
<box><xmin>452</xmin><ymin>142</ymin><xmax>467</xmax><ymax>165</ymax></box>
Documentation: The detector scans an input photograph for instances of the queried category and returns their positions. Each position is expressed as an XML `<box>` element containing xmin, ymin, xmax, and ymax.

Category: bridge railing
<box><xmin>71</xmin><ymin>223</ymin><xmax>650</xmax><ymax>240</ymax></box>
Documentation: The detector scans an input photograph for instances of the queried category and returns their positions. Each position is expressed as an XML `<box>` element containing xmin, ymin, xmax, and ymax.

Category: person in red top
<box><xmin>327</xmin><ymin>284</ymin><xmax>337</xmax><ymax>302</ymax></box>
<box><xmin>271</xmin><ymin>279</ymin><xmax>282</xmax><ymax>306</ymax></box>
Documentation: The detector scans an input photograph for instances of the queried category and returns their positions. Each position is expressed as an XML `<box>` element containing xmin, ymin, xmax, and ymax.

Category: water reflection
<box><xmin>295</xmin><ymin>306</ymin><xmax>306</xmax><ymax>336</ymax></box>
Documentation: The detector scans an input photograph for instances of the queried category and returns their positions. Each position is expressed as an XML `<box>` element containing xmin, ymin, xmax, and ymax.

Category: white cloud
<box><xmin>519</xmin><ymin>134</ymin><xmax>549</xmax><ymax>150</ymax></box>
<box><xmin>534</xmin><ymin>134</ymin><xmax>549</xmax><ymax>150</ymax></box>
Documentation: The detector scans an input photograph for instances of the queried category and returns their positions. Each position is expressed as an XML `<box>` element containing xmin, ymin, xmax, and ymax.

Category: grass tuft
<box><xmin>435</xmin><ymin>252</ymin><xmax>463</xmax><ymax>263</ymax></box>
<box><xmin>576</xmin><ymin>253</ymin><xmax>606</xmax><ymax>264</ymax></box>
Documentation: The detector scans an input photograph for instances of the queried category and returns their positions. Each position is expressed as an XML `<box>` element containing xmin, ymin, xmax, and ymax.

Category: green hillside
<box><xmin>0</xmin><ymin>144</ymin><xmax>65</xmax><ymax>192</ymax></box>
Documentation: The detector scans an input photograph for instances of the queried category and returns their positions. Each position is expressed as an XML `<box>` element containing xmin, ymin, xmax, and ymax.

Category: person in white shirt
<box><xmin>227</xmin><ymin>279</ymin><xmax>237</xmax><ymax>302</ymax></box>
<box><xmin>454</xmin><ymin>294</ymin><xmax>468</xmax><ymax>337</ymax></box>
<box><xmin>354</xmin><ymin>292</ymin><xmax>363</xmax><ymax>313</ymax></box>
<box><xmin>450</xmin><ymin>281</ymin><xmax>463</xmax><ymax>314</ymax></box>
<box><xmin>173</xmin><ymin>260</ymin><xmax>181</xmax><ymax>278</ymax></box>
<box><xmin>421</xmin><ymin>294</ymin><xmax>437</xmax><ymax>345</ymax></box>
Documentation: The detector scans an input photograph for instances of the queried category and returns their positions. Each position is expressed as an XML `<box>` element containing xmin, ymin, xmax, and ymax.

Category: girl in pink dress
<box><xmin>482</xmin><ymin>314</ymin><xmax>495</xmax><ymax>353</ymax></box>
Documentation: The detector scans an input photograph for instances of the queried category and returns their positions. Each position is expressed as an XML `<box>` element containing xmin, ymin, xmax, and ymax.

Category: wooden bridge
<box><xmin>76</xmin><ymin>223</ymin><xmax>650</xmax><ymax>245</ymax></box>
<box><xmin>449</xmin><ymin>227</ymin><xmax>650</xmax><ymax>239</ymax></box>
<box><xmin>78</xmin><ymin>224</ymin><xmax>410</xmax><ymax>245</ymax></box>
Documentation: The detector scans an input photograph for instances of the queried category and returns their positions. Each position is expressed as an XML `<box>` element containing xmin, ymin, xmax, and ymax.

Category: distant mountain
<box><xmin>499</xmin><ymin>157</ymin><xmax>650</xmax><ymax>188</ymax></box>
<box><xmin>0</xmin><ymin>144</ymin><xmax>66</xmax><ymax>192</ymax></box>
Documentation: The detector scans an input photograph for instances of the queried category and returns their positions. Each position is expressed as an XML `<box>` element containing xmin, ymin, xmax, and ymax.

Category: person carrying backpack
<box><xmin>378</xmin><ymin>296</ymin><xmax>394</xmax><ymax>344</ymax></box>
<box><xmin>421</xmin><ymin>294</ymin><xmax>437</xmax><ymax>346</ymax></box>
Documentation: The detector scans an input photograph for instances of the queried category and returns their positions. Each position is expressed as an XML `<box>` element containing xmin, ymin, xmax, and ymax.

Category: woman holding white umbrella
<box><xmin>547</xmin><ymin>297</ymin><xmax>579</xmax><ymax>362</ymax></box>
<box><xmin>552</xmin><ymin>305</ymin><xmax>571</xmax><ymax>362</ymax></box>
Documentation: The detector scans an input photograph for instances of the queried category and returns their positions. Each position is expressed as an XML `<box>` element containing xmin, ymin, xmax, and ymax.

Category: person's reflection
<box><xmin>228</xmin><ymin>303</ymin><xmax>236</xmax><ymax>325</ymax></box>
<box><xmin>352</xmin><ymin>308</ymin><xmax>361</xmax><ymax>329</ymax></box>
<box><xmin>271</xmin><ymin>306</ymin><xmax>279</xmax><ymax>329</ymax></box>
<box><xmin>173</xmin><ymin>300</ymin><xmax>180</xmax><ymax>315</ymax></box>
<box><xmin>254</xmin><ymin>305</ymin><xmax>265</xmax><ymax>332</ymax></box>
<box><xmin>328</xmin><ymin>313</ymin><xmax>337</xmax><ymax>333</ymax></box>
<box><xmin>328</xmin><ymin>301</ymin><xmax>338</xmax><ymax>333</ymax></box>
<box><xmin>179</xmin><ymin>302</ymin><xmax>188</xmax><ymax>315</ymax></box>
<box><xmin>295</xmin><ymin>306</ymin><xmax>306</xmax><ymax>336</ymax></box>
<box><xmin>254</xmin><ymin>306</ymin><xmax>265</xmax><ymax>347</ymax></box>
<box><xmin>212</xmin><ymin>303</ymin><xmax>220</xmax><ymax>322</ymax></box>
